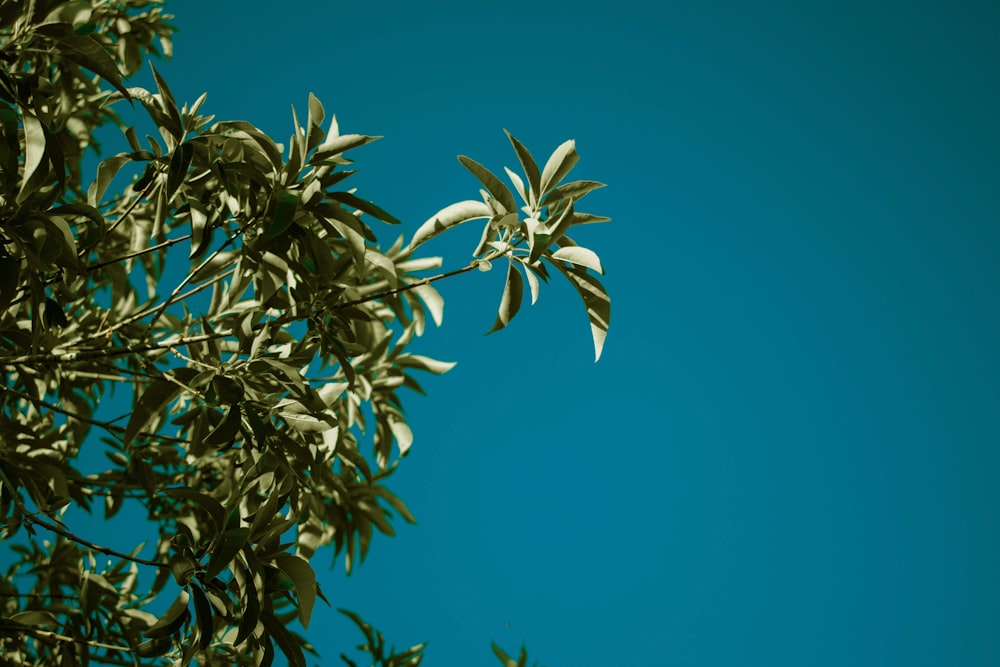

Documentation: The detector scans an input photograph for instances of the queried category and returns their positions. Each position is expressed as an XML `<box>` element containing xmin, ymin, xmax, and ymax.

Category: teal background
<box><xmin>55</xmin><ymin>0</ymin><xmax>1000</xmax><ymax>665</ymax></box>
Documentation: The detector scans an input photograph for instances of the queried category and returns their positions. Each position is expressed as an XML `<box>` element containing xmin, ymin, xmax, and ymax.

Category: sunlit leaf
<box><xmin>273</xmin><ymin>554</ymin><xmax>317</xmax><ymax>629</ymax></box>
<box><xmin>409</xmin><ymin>200</ymin><xmax>491</xmax><ymax>249</ymax></box>
<box><xmin>17</xmin><ymin>110</ymin><xmax>47</xmax><ymax>203</ymax></box>
<box><xmin>87</xmin><ymin>153</ymin><xmax>131</xmax><ymax>207</ymax></box>
<box><xmin>504</xmin><ymin>130</ymin><xmax>541</xmax><ymax>205</ymax></box>
<box><xmin>550</xmin><ymin>245</ymin><xmax>604</xmax><ymax>274</ymax></box>
<box><xmin>549</xmin><ymin>261</ymin><xmax>611</xmax><ymax>361</ymax></box>
<box><xmin>539</xmin><ymin>138</ymin><xmax>578</xmax><ymax>196</ymax></box>
<box><xmin>487</xmin><ymin>261</ymin><xmax>524</xmax><ymax>334</ymax></box>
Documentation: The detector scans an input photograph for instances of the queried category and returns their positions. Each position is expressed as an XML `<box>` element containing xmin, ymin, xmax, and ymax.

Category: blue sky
<box><xmin>68</xmin><ymin>0</ymin><xmax>1000</xmax><ymax>665</ymax></box>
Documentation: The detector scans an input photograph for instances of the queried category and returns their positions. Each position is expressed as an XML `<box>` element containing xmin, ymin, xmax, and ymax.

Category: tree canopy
<box><xmin>0</xmin><ymin>1</ymin><xmax>610</xmax><ymax>664</ymax></box>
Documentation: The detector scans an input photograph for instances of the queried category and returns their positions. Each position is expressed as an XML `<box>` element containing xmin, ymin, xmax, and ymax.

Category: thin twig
<box><xmin>104</xmin><ymin>178</ymin><xmax>158</xmax><ymax>237</ymax></box>
<box><xmin>24</xmin><ymin>513</ymin><xmax>167</xmax><ymax>570</ymax></box>
<box><xmin>140</xmin><ymin>222</ymin><xmax>250</xmax><ymax>339</ymax></box>
<box><xmin>333</xmin><ymin>258</ymin><xmax>485</xmax><ymax>310</ymax></box>
<box><xmin>84</xmin><ymin>233</ymin><xmax>192</xmax><ymax>272</ymax></box>
<box><xmin>21</xmin><ymin>626</ymin><xmax>131</xmax><ymax>652</ymax></box>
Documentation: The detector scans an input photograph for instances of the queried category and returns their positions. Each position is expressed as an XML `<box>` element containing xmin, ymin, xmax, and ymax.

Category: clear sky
<box><xmin>73</xmin><ymin>0</ymin><xmax>1000</xmax><ymax>665</ymax></box>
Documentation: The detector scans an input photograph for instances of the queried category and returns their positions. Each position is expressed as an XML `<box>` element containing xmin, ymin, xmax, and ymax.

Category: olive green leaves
<box><xmin>420</xmin><ymin>132</ymin><xmax>611</xmax><ymax>360</ymax></box>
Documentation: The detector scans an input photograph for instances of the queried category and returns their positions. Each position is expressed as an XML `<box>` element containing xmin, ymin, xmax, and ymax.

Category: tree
<box><xmin>0</xmin><ymin>1</ymin><xmax>610</xmax><ymax>664</ymax></box>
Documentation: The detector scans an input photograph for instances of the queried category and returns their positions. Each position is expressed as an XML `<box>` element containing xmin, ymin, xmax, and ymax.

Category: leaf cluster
<box><xmin>0</xmin><ymin>1</ymin><xmax>610</xmax><ymax>665</ymax></box>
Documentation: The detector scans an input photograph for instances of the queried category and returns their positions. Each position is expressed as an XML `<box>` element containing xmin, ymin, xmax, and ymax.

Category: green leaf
<box><xmin>313</xmin><ymin>133</ymin><xmax>380</xmax><ymax>161</ymax></box>
<box><xmin>569</xmin><ymin>212</ymin><xmax>612</xmax><ymax>225</ymax></box>
<box><xmin>273</xmin><ymin>554</ymin><xmax>317</xmax><ymax>629</ymax></box>
<box><xmin>145</xmin><ymin>589</ymin><xmax>190</xmax><ymax>639</ymax></box>
<box><xmin>190</xmin><ymin>583</ymin><xmax>215</xmax><ymax>649</ymax></box>
<box><xmin>487</xmin><ymin>261</ymin><xmax>524</xmax><ymax>334</ymax></box>
<box><xmin>389</xmin><ymin>419</ymin><xmax>414</xmax><ymax>456</ymax></box>
<box><xmin>261</xmin><ymin>610</ymin><xmax>306</xmax><ymax>667</ymax></box>
<box><xmin>281</xmin><ymin>412</ymin><xmax>336</xmax><ymax>433</ymax></box>
<box><xmin>17</xmin><ymin>110</ymin><xmax>47</xmax><ymax>203</ymax></box>
<box><xmin>539</xmin><ymin>138</ymin><xmax>579</xmax><ymax>196</ymax></box>
<box><xmin>204</xmin><ymin>404</ymin><xmax>241</xmax><ymax>448</ymax></box>
<box><xmin>33</xmin><ymin>23</ymin><xmax>131</xmax><ymax>99</ymax></box>
<box><xmin>517</xmin><ymin>258</ymin><xmax>541</xmax><ymax>305</ymax></box>
<box><xmin>9</xmin><ymin>610</ymin><xmax>59</xmax><ymax>629</ymax></box>
<box><xmin>168</xmin><ymin>553</ymin><xmax>198</xmax><ymax>586</ymax></box>
<box><xmin>320</xmin><ymin>206</ymin><xmax>367</xmax><ymax>270</ymax></box>
<box><xmin>188</xmin><ymin>198</ymin><xmax>212</xmax><ymax>260</ymax></box>
<box><xmin>123</xmin><ymin>380</ymin><xmax>182</xmax><ymax>446</ymax></box>
<box><xmin>550</xmin><ymin>245</ymin><xmax>604</xmax><ymax>274</ymax></box>
<box><xmin>549</xmin><ymin>261</ymin><xmax>611</xmax><ymax>361</ymax></box>
<box><xmin>136</xmin><ymin>637</ymin><xmax>173</xmax><ymax>658</ymax></box>
<box><xmin>373</xmin><ymin>485</ymin><xmax>417</xmax><ymax>523</ymax></box>
<box><xmin>262</xmin><ymin>189</ymin><xmax>300</xmax><ymax>244</ymax></box>
<box><xmin>329</xmin><ymin>191</ymin><xmax>401</xmax><ymax>225</ymax></box>
<box><xmin>0</xmin><ymin>253</ymin><xmax>20</xmax><ymax>313</ymax></box>
<box><xmin>458</xmin><ymin>155</ymin><xmax>517</xmax><ymax>213</ymax></box>
<box><xmin>204</xmin><ymin>527</ymin><xmax>251</xmax><ymax>580</ymax></box>
<box><xmin>412</xmin><ymin>283</ymin><xmax>444</xmax><ymax>327</ymax></box>
<box><xmin>409</xmin><ymin>200</ymin><xmax>491</xmax><ymax>249</ymax></box>
<box><xmin>166</xmin><ymin>141</ymin><xmax>194</xmax><ymax>200</ymax></box>
<box><xmin>150</xmin><ymin>62</ymin><xmax>183</xmax><ymax>139</ymax></box>
<box><xmin>492</xmin><ymin>643</ymin><xmax>519</xmax><ymax>667</ymax></box>
<box><xmin>394</xmin><ymin>354</ymin><xmax>456</xmax><ymax>374</ymax></box>
<box><xmin>504</xmin><ymin>130</ymin><xmax>541</xmax><ymax>206</ymax></box>
<box><xmin>542</xmin><ymin>179</ymin><xmax>606</xmax><ymax>206</ymax></box>
<box><xmin>166</xmin><ymin>488</ymin><xmax>226</xmax><ymax>540</ymax></box>
<box><xmin>306</xmin><ymin>92</ymin><xmax>326</xmax><ymax>150</ymax></box>
<box><xmin>88</xmin><ymin>153</ymin><xmax>131</xmax><ymax>207</ymax></box>
<box><xmin>504</xmin><ymin>166</ymin><xmax>528</xmax><ymax>206</ymax></box>
<box><xmin>232</xmin><ymin>553</ymin><xmax>261</xmax><ymax>646</ymax></box>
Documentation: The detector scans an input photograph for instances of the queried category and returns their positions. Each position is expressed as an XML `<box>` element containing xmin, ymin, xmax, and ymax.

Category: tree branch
<box><xmin>333</xmin><ymin>256</ymin><xmax>492</xmax><ymax>310</ymax></box>
<box><xmin>23</xmin><ymin>512</ymin><xmax>168</xmax><ymax>570</ymax></box>
<box><xmin>84</xmin><ymin>233</ymin><xmax>192</xmax><ymax>272</ymax></box>
<box><xmin>20</xmin><ymin>626</ymin><xmax>131</xmax><ymax>653</ymax></box>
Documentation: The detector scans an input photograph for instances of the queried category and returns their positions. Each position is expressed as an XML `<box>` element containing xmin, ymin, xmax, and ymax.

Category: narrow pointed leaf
<box><xmin>273</xmin><ymin>554</ymin><xmax>317</xmax><ymax>629</ymax></box>
<box><xmin>517</xmin><ymin>259</ymin><xmax>541</xmax><ymax>305</ymax></box>
<box><xmin>145</xmin><ymin>590</ymin><xmax>190</xmax><ymax>639</ymax></box>
<box><xmin>205</xmin><ymin>527</ymin><xmax>251</xmax><ymax>580</ymax></box>
<box><xmin>166</xmin><ymin>488</ymin><xmax>226</xmax><ymax>539</ymax></box>
<box><xmin>150</xmin><ymin>62</ymin><xmax>183</xmax><ymax>138</ymax></box>
<box><xmin>190</xmin><ymin>583</ymin><xmax>214</xmax><ymax>649</ymax></box>
<box><xmin>395</xmin><ymin>354</ymin><xmax>456</xmax><ymax>374</ymax></box>
<box><xmin>542</xmin><ymin>179</ymin><xmax>606</xmax><ymax>206</ymax></box>
<box><xmin>571</xmin><ymin>212</ymin><xmax>612</xmax><ymax>225</ymax></box>
<box><xmin>550</xmin><ymin>262</ymin><xmax>611</xmax><ymax>361</ymax></box>
<box><xmin>261</xmin><ymin>610</ymin><xmax>306</xmax><ymax>667</ymax></box>
<box><xmin>166</xmin><ymin>142</ymin><xmax>193</xmax><ymax>200</ymax></box>
<box><xmin>313</xmin><ymin>133</ymin><xmax>379</xmax><ymax>160</ymax></box>
<box><xmin>88</xmin><ymin>153</ymin><xmax>131</xmax><ymax>207</ymax></box>
<box><xmin>504</xmin><ymin>166</ymin><xmax>528</xmax><ymax>205</ymax></box>
<box><xmin>18</xmin><ymin>111</ymin><xmax>47</xmax><ymax>202</ymax></box>
<box><xmin>539</xmin><ymin>139</ymin><xmax>578</xmax><ymax>195</ymax></box>
<box><xmin>504</xmin><ymin>130</ymin><xmax>540</xmax><ymax>204</ymax></box>
<box><xmin>124</xmin><ymin>380</ymin><xmax>182</xmax><ymax>446</ymax></box>
<box><xmin>409</xmin><ymin>200</ymin><xmax>491</xmax><ymax>249</ymax></box>
<box><xmin>492</xmin><ymin>643</ymin><xmax>518</xmax><ymax>667</ymax></box>
<box><xmin>458</xmin><ymin>155</ymin><xmax>517</xmax><ymax>213</ymax></box>
<box><xmin>487</xmin><ymin>261</ymin><xmax>524</xmax><ymax>334</ymax></box>
<box><xmin>262</xmin><ymin>190</ymin><xmax>299</xmax><ymax>244</ymax></box>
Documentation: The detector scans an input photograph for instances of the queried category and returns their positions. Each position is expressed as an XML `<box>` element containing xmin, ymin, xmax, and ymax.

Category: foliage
<box><xmin>0</xmin><ymin>1</ymin><xmax>609</xmax><ymax>664</ymax></box>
